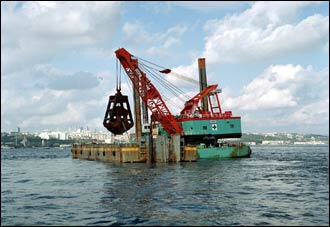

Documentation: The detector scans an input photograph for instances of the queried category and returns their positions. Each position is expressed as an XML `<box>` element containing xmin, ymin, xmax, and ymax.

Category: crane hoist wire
<box><xmin>139</xmin><ymin>64</ymin><xmax>183</xmax><ymax>110</ymax></box>
<box><xmin>138</xmin><ymin>59</ymin><xmax>194</xmax><ymax>100</ymax></box>
<box><xmin>141</xmin><ymin>67</ymin><xmax>189</xmax><ymax>111</ymax></box>
<box><xmin>116</xmin><ymin>58</ymin><xmax>122</xmax><ymax>91</ymax></box>
<box><xmin>120</xmin><ymin>63</ymin><xmax>182</xmax><ymax>113</ymax></box>
<box><xmin>136</xmin><ymin>59</ymin><xmax>205</xmax><ymax>113</ymax></box>
<box><xmin>137</xmin><ymin>56</ymin><xmax>168</xmax><ymax>72</ymax></box>
<box><xmin>138</xmin><ymin>57</ymin><xmax>208</xmax><ymax>87</ymax></box>
<box><xmin>139</xmin><ymin>63</ymin><xmax>188</xmax><ymax>102</ymax></box>
<box><xmin>120</xmin><ymin>54</ymin><xmax>214</xmax><ymax>115</ymax></box>
<box><xmin>137</xmin><ymin>57</ymin><xmax>218</xmax><ymax>108</ymax></box>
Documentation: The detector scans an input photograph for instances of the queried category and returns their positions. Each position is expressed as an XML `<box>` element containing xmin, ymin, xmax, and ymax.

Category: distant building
<box><xmin>262</xmin><ymin>140</ymin><xmax>287</xmax><ymax>145</ymax></box>
<box><xmin>294</xmin><ymin>141</ymin><xmax>325</xmax><ymax>145</ymax></box>
<box><xmin>38</xmin><ymin>131</ymin><xmax>68</xmax><ymax>140</ymax></box>
<box><xmin>57</xmin><ymin>132</ymin><xmax>68</xmax><ymax>140</ymax></box>
<box><xmin>39</xmin><ymin>132</ymin><xmax>50</xmax><ymax>140</ymax></box>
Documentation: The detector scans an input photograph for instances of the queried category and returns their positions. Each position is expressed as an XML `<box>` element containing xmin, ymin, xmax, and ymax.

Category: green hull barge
<box><xmin>197</xmin><ymin>143</ymin><xmax>251</xmax><ymax>159</ymax></box>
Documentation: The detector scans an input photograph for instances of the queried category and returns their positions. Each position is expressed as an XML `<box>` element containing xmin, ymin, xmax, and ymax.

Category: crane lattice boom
<box><xmin>115</xmin><ymin>48</ymin><xmax>183</xmax><ymax>136</ymax></box>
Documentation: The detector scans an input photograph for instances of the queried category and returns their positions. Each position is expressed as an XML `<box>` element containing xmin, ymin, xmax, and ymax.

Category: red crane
<box><xmin>114</xmin><ymin>48</ymin><xmax>228</xmax><ymax>137</ymax></box>
<box><xmin>115</xmin><ymin>48</ymin><xmax>184</xmax><ymax>136</ymax></box>
<box><xmin>180</xmin><ymin>84</ymin><xmax>218</xmax><ymax>116</ymax></box>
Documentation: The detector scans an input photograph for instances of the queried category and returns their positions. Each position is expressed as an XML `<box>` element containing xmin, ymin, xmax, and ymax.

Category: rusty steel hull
<box><xmin>71</xmin><ymin>137</ymin><xmax>197</xmax><ymax>163</ymax></box>
<box><xmin>71</xmin><ymin>144</ymin><xmax>145</xmax><ymax>163</ymax></box>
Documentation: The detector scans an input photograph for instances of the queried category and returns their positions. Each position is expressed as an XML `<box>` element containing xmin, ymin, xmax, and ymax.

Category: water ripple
<box><xmin>1</xmin><ymin>146</ymin><xmax>329</xmax><ymax>226</ymax></box>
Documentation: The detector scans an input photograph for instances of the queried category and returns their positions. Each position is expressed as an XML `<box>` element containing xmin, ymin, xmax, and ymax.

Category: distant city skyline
<box><xmin>1</xmin><ymin>1</ymin><xmax>329</xmax><ymax>135</ymax></box>
<box><xmin>1</xmin><ymin>126</ymin><xmax>329</xmax><ymax>137</ymax></box>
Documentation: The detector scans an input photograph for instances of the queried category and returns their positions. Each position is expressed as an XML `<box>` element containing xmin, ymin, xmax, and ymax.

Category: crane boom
<box><xmin>180</xmin><ymin>84</ymin><xmax>218</xmax><ymax>115</ymax></box>
<box><xmin>115</xmin><ymin>48</ymin><xmax>183</xmax><ymax>136</ymax></box>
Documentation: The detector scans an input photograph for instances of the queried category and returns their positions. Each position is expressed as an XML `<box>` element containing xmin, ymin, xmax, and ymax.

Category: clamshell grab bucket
<box><xmin>103</xmin><ymin>89</ymin><xmax>134</xmax><ymax>135</ymax></box>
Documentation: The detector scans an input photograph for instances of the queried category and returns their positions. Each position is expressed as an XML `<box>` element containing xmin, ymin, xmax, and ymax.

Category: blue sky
<box><xmin>1</xmin><ymin>1</ymin><xmax>329</xmax><ymax>135</ymax></box>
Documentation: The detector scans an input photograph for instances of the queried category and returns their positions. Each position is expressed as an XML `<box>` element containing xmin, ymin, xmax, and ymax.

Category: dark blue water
<box><xmin>1</xmin><ymin>145</ymin><xmax>329</xmax><ymax>226</ymax></box>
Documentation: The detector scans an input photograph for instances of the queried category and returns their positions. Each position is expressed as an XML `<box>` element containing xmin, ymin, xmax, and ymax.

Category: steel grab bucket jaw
<box><xmin>103</xmin><ymin>90</ymin><xmax>134</xmax><ymax>135</ymax></box>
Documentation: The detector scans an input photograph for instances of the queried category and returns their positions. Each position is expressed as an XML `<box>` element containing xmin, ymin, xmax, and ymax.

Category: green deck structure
<box><xmin>182</xmin><ymin>118</ymin><xmax>242</xmax><ymax>138</ymax></box>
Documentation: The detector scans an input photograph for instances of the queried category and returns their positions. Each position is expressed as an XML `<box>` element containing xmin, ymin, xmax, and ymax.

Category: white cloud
<box><xmin>202</xmin><ymin>1</ymin><xmax>329</xmax><ymax>64</ymax></box>
<box><xmin>161</xmin><ymin>1</ymin><xmax>329</xmax><ymax>134</ymax></box>
<box><xmin>168</xmin><ymin>1</ymin><xmax>252</xmax><ymax>12</ymax></box>
<box><xmin>29</xmin><ymin>64</ymin><xmax>101</xmax><ymax>90</ymax></box>
<box><xmin>48</xmin><ymin>71</ymin><xmax>100</xmax><ymax>90</ymax></box>
<box><xmin>149</xmin><ymin>1</ymin><xmax>329</xmax><ymax>118</ymax></box>
<box><xmin>20</xmin><ymin>103</ymin><xmax>85</xmax><ymax>128</ymax></box>
<box><xmin>123</xmin><ymin>21</ymin><xmax>153</xmax><ymax>45</ymax></box>
<box><xmin>221</xmin><ymin>64</ymin><xmax>329</xmax><ymax>134</ymax></box>
<box><xmin>290</xmin><ymin>99</ymin><xmax>329</xmax><ymax>124</ymax></box>
<box><xmin>36</xmin><ymin>1</ymin><xmax>57</xmax><ymax>8</ymax></box>
<box><xmin>1</xmin><ymin>64</ymin><xmax>118</xmax><ymax>132</ymax></box>
<box><xmin>123</xmin><ymin>22</ymin><xmax>187</xmax><ymax>57</ymax></box>
<box><xmin>1</xmin><ymin>1</ymin><xmax>121</xmax><ymax>74</ymax></box>
<box><xmin>1</xmin><ymin>1</ymin><xmax>123</xmax><ymax>132</ymax></box>
<box><xmin>223</xmin><ymin>64</ymin><xmax>328</xmax><ymax>110</ymax></box>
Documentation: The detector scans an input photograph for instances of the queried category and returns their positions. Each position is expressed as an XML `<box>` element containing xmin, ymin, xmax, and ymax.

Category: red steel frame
<box><xmin>115</xmin><ymin>48</ymin><xmax>183</xmax><ymax>136</ymax></box>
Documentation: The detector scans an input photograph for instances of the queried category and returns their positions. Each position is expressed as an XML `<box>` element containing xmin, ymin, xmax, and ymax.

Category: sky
<box><xmin>1</xmin><ymin>1</ymin><xmax>329</xmax><ymax>135</ymax></box>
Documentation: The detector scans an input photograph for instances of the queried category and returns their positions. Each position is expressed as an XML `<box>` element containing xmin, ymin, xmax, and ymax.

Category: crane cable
<box><xmin>138</xmin><ymin>57</ymin><xmax>208</xmax><ymax>87</ymax></box>
<box><xmin>138</xmin><ymin>64</ymin><xmax>183</xmax><ymax>110</ymax></box>
<box><xmin>139</xmin><ymin>61</ymin><xmax>191</xmax><ymax>101</ymax></box>
<box><xmin>139</xmin><ymin>63</ymin><xmax>188</xmax><ymax>102</ymax></box>
<box><xmin>120</xmin><ymin>55</ymin><xmax>214</xmax><ymax>114</ymax></box>
<box><xmin>141</xmin><ymin>62</ymin><xmax>189</xmax><ymax>96</ymax></box>
<box><xmin>116</xmin><ymin>58</ymin><xmax>122</xmax><ymax>91</ymax></box>
<box><xmin>121</xmin><ymin>63</ymin><xmax>182</xmax><ymax>113</ymax></box>
<box><xmin>137</xmin><ymin>57</ymin><xmax>218</xmax><ymax>106</ymax></box>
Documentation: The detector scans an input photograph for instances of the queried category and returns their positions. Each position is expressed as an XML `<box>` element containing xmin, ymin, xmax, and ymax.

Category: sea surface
<box><xmin>1</xmin><ymin>145</ymin><xmax>329</xmax><ymax>226</ymax></box>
